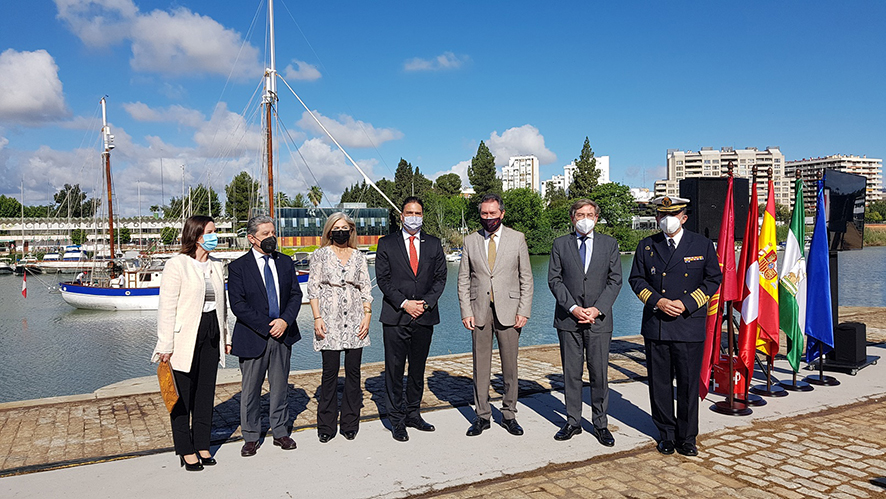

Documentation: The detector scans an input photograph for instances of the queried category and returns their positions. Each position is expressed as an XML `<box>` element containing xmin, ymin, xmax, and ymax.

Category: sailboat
<box><xmin>58</xmin><ymin>97</ymin><xmax>164</xmax><ymax>310</ymax></box>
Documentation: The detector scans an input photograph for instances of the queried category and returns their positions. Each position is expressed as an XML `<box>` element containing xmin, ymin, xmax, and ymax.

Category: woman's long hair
<box><xmin>320</xmin><ymin>212</ymin><xmax>357</xmax><ymax>249</ymax></box>
<box><xmin>180</xmin><ymin>215</ymin><xmax>214</xmax><ymax>258</ymax></box>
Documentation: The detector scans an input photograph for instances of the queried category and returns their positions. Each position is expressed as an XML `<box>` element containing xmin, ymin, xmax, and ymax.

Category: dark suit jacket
<box><xmin>628</xmin><ymin>230</ymin><xmax>722</xmax><ymax>342</ymax></box>
<box><xmin>548</xmin><ymin>231</ymin><xmax>622</xmax><ymax>333</ymax></box>
<box><xmin>228</xmin><ymin>249</ymin><xmax>302</xmax><ymax>358</ymax></box>
<box><xmin>375</xmin><ymin>230</ymin><xmax>447</xmax><ymax>326</ymax></box>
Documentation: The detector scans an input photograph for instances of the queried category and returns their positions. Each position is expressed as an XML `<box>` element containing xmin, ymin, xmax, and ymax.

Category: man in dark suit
<box><xmin>228</xmin><ymin>215</ymin><xmax>303</xmax><ymax>456</ymax></box>
<box><xmin>629</xmin><ymin>196</ymin><xmax>721</xmax><ymax>457</ymax></box>
<box><xmin>375</xmin><ymin>196</ymin><xmax>447</xmax><ymax>442</ymax></box>
<box><xmin>547</xmin><ymin>199</ymin><xmax>622</xmax><ymax>446</ymax></box>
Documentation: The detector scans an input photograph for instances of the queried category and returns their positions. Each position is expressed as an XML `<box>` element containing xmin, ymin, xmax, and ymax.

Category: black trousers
<box><xmin>644</xmin><ymin>338</ymin><xmax>704</xmax><ymax>445</ymax></box>
<box><xmin>383</xmin><ymin>323</ymin><xmax>433</xmax><ymax>428</ymax></box>
<box><xmin>170</xmin><ymin>312</ymin><xmax>220</xmax><ymax>455</ymax></box>
<box><xmin>317</xmin><ymin>348</ymin><xmax>363</xmax><ymax>434</ymax></box>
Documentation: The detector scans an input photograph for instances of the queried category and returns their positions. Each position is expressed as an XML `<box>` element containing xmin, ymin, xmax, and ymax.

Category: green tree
<box><xmin>0</xmin><ymin>195</ymin><xmax>22</xmax><ymax>218</ymax></box>
<box><xmin>52</xmin><ymin>184</ymin><xmax>97</xmax><ymax>218</ymax></box>
<box><xmin>468</xmin><ymin>141</ymin><xmax>501</xmax><ymax>197</ymax></box>
<box><xmin>114</xmin><ymin>226</ymin><xmax>132</xmax><ymax>244</ymax></box>
<box><xmin>161</xmin><ymin>227</ymin><xmax>178</xmax><ymax>245</ymax></box>
<box><xmin>291</xmin><ymin>193</ymin><xmax>308</xmax><ymax>208</ymax></box>
<box><xmin>569</xmin><ymin>137</ymin><xmax>600</xmax><ymax>198</ymax></box>
<box><xmin>434</xmin><ymin>173</ymin><xmax>462</xmax><ymax>196</ymax></box>
<box><xmin>308</xmin><ymin>185</ymin><xmax>323</xmax><ymax>207</ymax></box>
<box><xmin>543</xmin><ymin>184</ymin><xmax>568</xmax><ymax>205</ymax></box>
<box><xmin>774</xmin><ymin>203</ymin><xmax>792</xmax><ymax>224</ymax></box>
<box><xmin>866</xmin><ymin>200</ymin><xmax>886</xmax><ymax>223</ymax></box>
<box><xmin>589</xmin><ymin>182</ymin><xmax>635</xmax><ymax>228</ymax></box>
<box><xmin>225</xmin><ymin>171</ymin><xmax>261</xmax><ymax>226</ymax></box>
<box><xmin>501</xmin><ymin>188</ymin><xmax>551</xmax><ymax>254</ymax></box>
<box><xmin>545</xmin><ymin>197</ymin><xmax>573</xmax><ymax>236</ymax></box>
<box><xmin>71</xmin><ymin>229</ymin><xmax>87</xmax><ymax>245</ymax></box>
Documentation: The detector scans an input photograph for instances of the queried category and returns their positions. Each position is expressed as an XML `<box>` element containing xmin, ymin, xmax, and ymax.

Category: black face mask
<box><xmin>330</xmin><ymin>229</ymin><xmax>350</xmax><ymax>245</ymax></box>
<box><xmin>479</xmin><ymin>217</ymin><xmax>501</xmax><ymax>234</ymax></box>
<box><xmin>258</xmin><ymin>236</ymin><xmax>277</xmax><ymax>253</ymax></box>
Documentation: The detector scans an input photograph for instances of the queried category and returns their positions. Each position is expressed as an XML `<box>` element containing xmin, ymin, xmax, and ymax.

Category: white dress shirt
<box><xmin>251</xmin><ymin>247</ymin><xmax>280</xmax><ymax>307</ymax></box>
<box><xmin>400</xmin><ymin>229</ymin><xmax>422</xmax><ymax>309</ymax></box>
<box><xmin>483</xmin><ymin>225</ymin><xmax>503</xmax><ymax>258</ymax></box>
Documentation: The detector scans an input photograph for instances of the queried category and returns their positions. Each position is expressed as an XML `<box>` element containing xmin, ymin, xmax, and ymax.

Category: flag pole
<box><xmin>750</xmin><ymin>167</ymin><xmax>788</xmax><ymax>398</ymax></box>
<box><xmin>780</xmin><ymin>167</ymin><xmax>813</xmax><ymax>392</ymax></box>
<box><xmin>712</xmin><ymin>163</ymin><xmax>751</xmax><ymax>416</ymax></box>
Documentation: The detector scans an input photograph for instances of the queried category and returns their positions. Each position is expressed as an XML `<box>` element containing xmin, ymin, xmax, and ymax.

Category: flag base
<box><xmin>871</xmin><ymin>478</ymin><xmax>886</xmax><ymax>489</ymax></box>
<box><xmin>804</xmin><ymin>374</ymin><xmax>840</xmax><ymax>386</ymax></box>
<box><xmin>711</xmin><ymin>400</ymin><xmax>752</xmax><ymax>416</ymax></box>
<box><xmin>779</xmin><ymin>379</ymin><xmax>814</xmax><ymax>392</ymax></box>
<box><xmin>749</xmin><ymin>384</ymin><xmax>789</xmax><ymax>397</ymax></box>
<box><xmin>738</xmin><ymin>393</ymin><xmax>767</xmax><ymax>406</ymax></box>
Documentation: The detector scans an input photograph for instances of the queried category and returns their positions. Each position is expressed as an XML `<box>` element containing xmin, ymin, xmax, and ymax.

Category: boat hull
<box><xmin>59</xmin><ymin>283</ymin><xmax>159</xmax><ymax>311</ymax></box>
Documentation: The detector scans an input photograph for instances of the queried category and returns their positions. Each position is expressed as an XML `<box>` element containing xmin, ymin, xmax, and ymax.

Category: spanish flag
<box><xmin>756</xmin><ymin>179</ymin><xmax>780</xmax><ymax>358</ymax></box>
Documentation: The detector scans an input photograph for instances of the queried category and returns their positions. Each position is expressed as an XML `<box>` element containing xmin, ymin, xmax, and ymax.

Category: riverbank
<box><xmin>0</xmin><ymin>306</ymin><xmax>883</xmax><ymax>479</ymax></box>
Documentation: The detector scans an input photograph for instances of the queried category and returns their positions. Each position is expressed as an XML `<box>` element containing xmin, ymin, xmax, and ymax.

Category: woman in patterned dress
<box><xmin>308</xmin><ymin>212</ymin><xmax>373</xmax><ymax>442</ymax></box>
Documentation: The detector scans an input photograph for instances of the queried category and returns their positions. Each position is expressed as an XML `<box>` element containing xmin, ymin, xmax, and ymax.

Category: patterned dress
<box><xmin>307</xmin><ymin>246</ymin><xmax>373</xmax><ymax>351</ymax></box>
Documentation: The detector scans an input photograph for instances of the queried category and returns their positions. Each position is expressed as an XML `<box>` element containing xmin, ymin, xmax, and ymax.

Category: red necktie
<box><xmin>409</xmin><ymin>236</ymin><xmax>418</xmax><ymax>275</ymax></box>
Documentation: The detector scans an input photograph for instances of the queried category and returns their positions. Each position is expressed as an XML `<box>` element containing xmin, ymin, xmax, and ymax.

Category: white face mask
<box><xmin>575</xmin><ymin>218</ymin><xmax>595</xmax><ymax>235</ymax></box>
<box><xmin>659</xmin><ymin>215</ymin><xmax>681</xmax><ymax>235</ymax></box>
<box><xmin>403</xmin><ymin>216</ymin><xmax>423</xmax><ymax>232</ymax></box>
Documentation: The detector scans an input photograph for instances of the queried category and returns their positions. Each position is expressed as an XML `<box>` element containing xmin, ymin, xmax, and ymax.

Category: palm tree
<box><xmin>308</xmin><ymin>185</ymin><xmax>323</xmax><ymax>207</ymax></box>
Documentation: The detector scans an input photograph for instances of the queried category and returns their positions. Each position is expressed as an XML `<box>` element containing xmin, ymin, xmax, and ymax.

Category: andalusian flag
<box><xmin>736</xmin><ymin>184</ymin><xmax>760</xmax><ymax>379</ymax></box>
<box><xmin>756</xmin><ymin>180</ymin><xmax>780</xmax><ymax>358</ymax></box>
<box><xmin>700</xmin><ymin>174</ymin><xmax>738</xmax><ymax>399</ymax></box>
<box><xmin>779</xmin><ymin>179</ymin><xmax>806</xmax><ymax>372</ymax></box>
<box><xmin>806</xmin><ymin>180</ymin><xmax>834</xmax><ymax>363</ymax></box>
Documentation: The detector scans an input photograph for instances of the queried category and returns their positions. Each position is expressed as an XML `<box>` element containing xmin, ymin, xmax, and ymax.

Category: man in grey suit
<box><xmin>547</xmin><ymin>199</ymin><xmax>622</xmax><ymax>446</ymax></box>
<box><xmin>458</xmin><ymin>193</ymin><xmax>533</xmax><ymax>437</ymax></box>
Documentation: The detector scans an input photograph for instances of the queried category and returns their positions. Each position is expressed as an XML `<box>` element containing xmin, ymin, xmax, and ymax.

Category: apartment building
<box><xmin>501</xmin><ymin>155</ymin><xmax>540</xmax><ymax>191</ymax></box>
<box><xmin>786</xmin><ymin>154</ymin><xmax>883</xmax><ymax>208</ymax></box>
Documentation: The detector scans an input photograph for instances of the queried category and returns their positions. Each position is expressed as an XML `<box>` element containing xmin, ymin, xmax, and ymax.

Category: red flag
<box><xmin>700</xmin><ymin>175</ymin><xmax>738</xmax><ymax>399</ymax></box>
<box><xmin>22</xmin><ymin>271</ymin><xmax>27</xmax><ymax>298</ymax></box>
<box><xmin>735</xmin><ymin>184</ymin><xmax>760</xmax><ymax>378</ymax></box>
<box><xmin>756</xmin><ymin>179</ymin><xmax>780</xmax><ymax>358</ymax></box>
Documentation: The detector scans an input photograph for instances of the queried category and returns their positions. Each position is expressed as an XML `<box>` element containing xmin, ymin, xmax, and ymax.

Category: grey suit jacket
<box><xmin>457</xmin><ymin>226</ymin><xmax>534</xmax><ymax>327</ymax></box>
<box><xmin>547</xmin><ymin>231</ymin><xmax>622</xmax><ymax>333</ymax></box>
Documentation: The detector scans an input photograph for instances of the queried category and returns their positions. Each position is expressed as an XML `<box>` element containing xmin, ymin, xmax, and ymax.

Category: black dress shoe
<box><xmin>318</xmin><ymin>432</ymin><xmax>334</xmax><ymax>443</ymax></box>
<box><xmin>656</xmin><ymin>440</ymin><xmax>675</xmax><ymax>455</ymax></box>
<box><xmin>405</xmin><ymin>418</ymin><xmax>436</xmax><ymax>432</ymax></box>
<box><xmin>501</xmin><ymin>418</ymin><xmax>524</xmax><ymax>436</ymax></box>
<box><xmin>197</xmin><ymin>452</ymin><xmax>217</xmax><ymax>466</ymax></box>
<box><xmin>554</xmin><ymin>423</ymin><xmax>582</xmax><ymax>441</ymax></box>
<box><xmin>676</xmin><ymin>441</ymin><xmax>698</xmax><ymax>457</ymax></box>
<box><xmin>273</xmin><ymin>436</ymin><xmax>297</xmax><ymax>450</ymax></box>
<box><xmin>392</xmin><ymin>426</ymin><xmax>409</xmax><ymax>442</ymax></box>
<box><xmin>466</xmin><ymin>417</ymin><xmax>491</xmax><ymax>437</ymax></box>
<box><xmin>240</xmin><ymin>441</ymin><xmax>260</xmax><ymax>457</ymax></box>
<box><xmin>180</xmin><ymin>455</ymin><xmax>204</xmax><ymax>471</ymax></box>
<box><xmin>342</xmin><ymin>430</ymin><xmax>358</xmax><ymax>440</ymax></box>
<box><xmin>593</xmin><ymin>427</ymin><xmax>615</xmax><ymax>447</ymax></box>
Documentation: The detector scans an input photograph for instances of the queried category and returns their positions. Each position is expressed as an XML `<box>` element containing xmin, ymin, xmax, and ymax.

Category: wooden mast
<box><xmin>101</xmin><ymin>97</ymin><xmax>116</xmax><ymax>264</ymax></box>
<box><xmin>264</xmin><ymin>0</ymin><xmax>278</xmax><ymax>218</ymax></box>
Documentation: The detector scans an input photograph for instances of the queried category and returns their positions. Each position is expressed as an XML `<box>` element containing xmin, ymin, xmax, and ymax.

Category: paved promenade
<box><xmin>0</xmin><ymin>307</ymin><xmax>884</xmax><ymax>498</ymax></box>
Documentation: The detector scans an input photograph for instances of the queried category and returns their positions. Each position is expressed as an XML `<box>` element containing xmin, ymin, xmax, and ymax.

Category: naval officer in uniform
<box><xmin>628</xmin><ymin>196</ymin><xmax>721</xmax><ymax>457</ymax></box>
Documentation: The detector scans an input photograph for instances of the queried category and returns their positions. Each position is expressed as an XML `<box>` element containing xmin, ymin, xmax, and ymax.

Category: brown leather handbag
<box><xmin>156</xmin><ymin>360</ymin><xmax>180</xmax><ymax>413</ymax></box>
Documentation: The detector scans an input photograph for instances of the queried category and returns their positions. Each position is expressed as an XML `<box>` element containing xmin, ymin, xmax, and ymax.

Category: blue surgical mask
<box><xmin>199</xmin><ymin>233</ymin><xmax>218</xmax><ymax>252</ymax></box>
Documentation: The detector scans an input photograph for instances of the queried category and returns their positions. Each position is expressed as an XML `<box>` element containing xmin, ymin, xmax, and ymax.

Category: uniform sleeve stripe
<box><xmin>638</xmin><ymin>289</ymin><xmax>652</xmax><ymax>304</ymax></box>
<box><xmin>691</xmin><ymin>289</ymin><xmax>708</xmax><ymax>308</ymax></box>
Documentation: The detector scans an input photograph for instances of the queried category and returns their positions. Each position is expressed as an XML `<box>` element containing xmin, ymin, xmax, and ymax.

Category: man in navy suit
<box><xmin>375</xmin><ymin>196</ymin><xmax>447</xmax><ymax>442</ymax></box>
<box><xmin>629</xmin><ymin>196</ymin><xmax>721</xmax><ymax>457</ymax></box>
<box><xmin>228</xmin><ymin>215</ymin><xmax>303</xmax><ymax>456</ymax></box>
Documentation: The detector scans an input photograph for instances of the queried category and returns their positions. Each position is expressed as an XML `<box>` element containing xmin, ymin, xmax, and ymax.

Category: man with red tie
<box><xmin>375</xmin><ymin>196</ymin><xmax>448</xmax><ymax>442</ymax></box>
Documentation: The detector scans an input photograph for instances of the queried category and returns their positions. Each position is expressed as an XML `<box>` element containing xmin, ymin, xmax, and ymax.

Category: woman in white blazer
<box><xmin>151</xmin><ymin>216</ymin><xmax>230</xmax><ymax>471</ymax></box>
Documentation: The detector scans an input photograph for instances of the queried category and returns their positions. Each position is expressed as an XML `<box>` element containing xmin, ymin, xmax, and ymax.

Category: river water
<box><xmin>1</xmin><ymin>246</ymin><xmax>883</xmax><ymax>403</ymax></box>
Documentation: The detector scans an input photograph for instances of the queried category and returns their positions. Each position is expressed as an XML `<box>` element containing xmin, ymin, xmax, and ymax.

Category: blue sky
<box><xmin>1</xmin><ymin>1</ymin><xmax>884</xmax><ymax>215</ymax></box>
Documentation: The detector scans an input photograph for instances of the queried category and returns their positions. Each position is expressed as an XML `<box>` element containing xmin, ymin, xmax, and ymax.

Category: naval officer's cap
<box><xmin>651</xmin><ymin>195</ymin><xmax>690</xmax><ymax>214</ymax></box>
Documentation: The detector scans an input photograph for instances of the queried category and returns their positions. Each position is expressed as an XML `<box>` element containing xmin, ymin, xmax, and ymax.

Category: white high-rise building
<box><xmin>502</xmin><ymin>155</ymin><xmax>540</xmax><ymax>192</ymax></box>
<box><xmin>786</xmin><ymin>154</ymin><xmax>883</xmax><ymax>208</ymax></box>
<box><xmin>539</xmin><ymin>155</ymin><xmax>610</xmax><ymax>198</ymax></box>
<box><xmin>655</xmin><ymin>146</ymin><xmax>791</xmax><ymax>206</ymax></box>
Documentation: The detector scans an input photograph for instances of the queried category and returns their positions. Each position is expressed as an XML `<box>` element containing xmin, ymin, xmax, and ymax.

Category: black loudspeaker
<box><xmin>679</xmin><ymin>177</ymin><xmax>750</xmax><ymax>241</ymax></box>
<box><xmin>826</xmin><ymin>322</ymin><xmax>866</xmax><ymax>365</ymax></box>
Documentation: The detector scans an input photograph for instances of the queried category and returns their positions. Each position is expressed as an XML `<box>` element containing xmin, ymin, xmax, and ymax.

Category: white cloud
<box><xmin>486</xmin><ymin>124</ymin><xmax>557</xmax><ymax>166</ymax></box>
<box><xmin>122</xmin><ymin>102</ymin><xmax>205</xmax><ymax>128</ymax></box>
<box><xmin>192</xmin><ymin>103</ymin><xmax>265</xmax><ymax>158</ymax></box>
<box><xmin>283</xmin><ymin>60</ymin><xmax>321</xmax><ymax>81</ymax></box>
<box><xmin>0</xmin><ymin>137</ymin><xmax>8</xmax><ymax>151</ymax></box>
<box><xmin>275</xmin><ymin>138</ymin><xmax>377</xmax><ymax>205</ymax></box>
<box><xmin>130</xmin><ymin>7</ymin><xmax>261</xmax><ymax>79</ymax></box>
<box><xmin>0</xmin><ymin>49</ymin><xmax>69</xmax><ymax>125</ymax></box>
<box><xmin>54</xmin><ymin>0</ymin><xmax>138</xmax><ymax>47</ymax></box>
<box><xmin>404</xmin><ymin>51</ymin><xmax>470</xmax><ymax>72</ymax></box>
<box><xmin>296</xmin><ymin>111</ymin><xmax>403</xmax><ymax>148</ymax></box>
<box><xmin>430</xmin><ymin>160</ymin><xmax>471</xmax><ymax>188</ymax></box>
